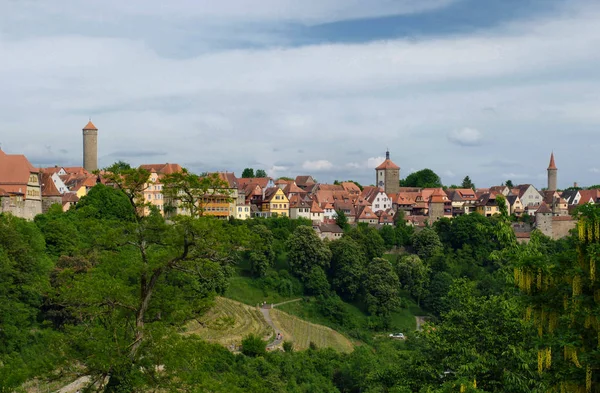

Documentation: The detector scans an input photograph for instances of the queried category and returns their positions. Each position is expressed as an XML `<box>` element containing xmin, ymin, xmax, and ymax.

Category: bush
<box><xmin>241</xmin><ymin>334</ymin><xmax>266</xmax><ymax>357</ymax></box>
<box><xmin>283</xmin><ymin>341</ymin><xmax>294</xmax><ymax>352</ymax></box>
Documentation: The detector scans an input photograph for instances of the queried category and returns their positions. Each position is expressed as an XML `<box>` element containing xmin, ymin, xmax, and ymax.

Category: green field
<box><xmin>224</xmin><ymin>275</ymin><xmax>297</xmax><ymax>306</ymax></box>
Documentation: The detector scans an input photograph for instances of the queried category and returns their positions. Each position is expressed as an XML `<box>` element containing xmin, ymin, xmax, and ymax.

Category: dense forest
<box><xmin>2</xmin><ymin>165</ymin><xmax>600</xmax><ymax>392</ymax></box>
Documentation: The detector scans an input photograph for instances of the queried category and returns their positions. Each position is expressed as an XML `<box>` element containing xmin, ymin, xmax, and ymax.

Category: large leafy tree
<box><xmin>411</xmin><ymin>227</ymin><xmax>443</xmax><ymax>260</ymax></box>
<box><xmin>286</xmin><ymin>226</ymin><xmax>332</xmax><ymax>282</ymax></box>
<box><xmin>162</xmin><ymin>169</ymin><xmax>232</xmax><ymax>218</ymax></box>
<box><xmin>363</xmin><ymin>257</ymin><xmax>400</xmax><ymax>317</ymax></box>
<box><xmin>400</xmin><ymin>169</ymin><xmax>442</xmax><ymax>188</ymax></box>
<box><xmin>255</xmin><ymin>169</ymin><xmax>268</xmax><ymax>178</ymax></box>
<box><xmin>347</xmin><ymin>225</ymin><xmax>386</xmax><ymax>261</ymax></box>
<box><xmin>329</xmin><ymin>237</ymin><xmax>366</xmax><ymax>301</ymax></box>
<box><xmin>247</xmin><ymin>224</ymin><xmax>275</xmax><ymax>277</ymax></box>
<box><xmin>53</xmin><ymin>163</ymin><xmax>245</xmax><ymax>389</ymax></box>
<box><xmin>396</xmin><ymin>254</ymin><xmax>430</xmax><ymax>306</ymax></box>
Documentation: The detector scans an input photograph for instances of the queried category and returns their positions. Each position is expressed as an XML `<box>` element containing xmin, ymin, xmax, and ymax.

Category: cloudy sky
<box><xmin>1</xmin><ymin>0</ymin><xmax>599</xmax><ymax>188</ymax></box>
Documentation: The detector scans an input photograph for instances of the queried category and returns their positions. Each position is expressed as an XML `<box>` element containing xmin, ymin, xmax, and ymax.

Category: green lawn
<box><xmin>224</xmin><ymin>275</ymin><xmax>297</xmax><ymax>306</ymax></box>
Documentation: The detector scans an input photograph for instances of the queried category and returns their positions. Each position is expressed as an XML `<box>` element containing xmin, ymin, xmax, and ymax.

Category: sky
<box><xmin>1</xmin><ymin>0</ymin><xmax>599</xmax><ymax>189</ymax></box>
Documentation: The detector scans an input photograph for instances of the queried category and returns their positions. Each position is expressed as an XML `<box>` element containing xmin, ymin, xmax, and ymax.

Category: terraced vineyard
<box><xmin>270</xmin><ymin>309</ymin><xmax>354</xmax><ymax>353</ymax></box>
<box><xmin>184</xmin><ymin>297</ymin><xmax>273</xmax><ymax>346</ymax></box>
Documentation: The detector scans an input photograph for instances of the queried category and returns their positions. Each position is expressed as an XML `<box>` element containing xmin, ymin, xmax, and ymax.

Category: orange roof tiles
<box><xmin>375</xmin><ymin>159</ymin><xmax>400</xmax><ymax>170</ymax></box>
<box><xmin>548</xmin><ymin>152</ymin><xmax>557</xmax><ymax>170</ymax></box>
<box><xmin>83</xmin><ymin>120</ymin><xmax>98</xmax><ymax>130</ymax></box>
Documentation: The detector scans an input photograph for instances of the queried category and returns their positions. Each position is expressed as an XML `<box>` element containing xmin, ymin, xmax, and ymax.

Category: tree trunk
<box><xmin>130</xmin><ymin>267</ymin><xmax>163</xmax><ymax>359</ymax></box>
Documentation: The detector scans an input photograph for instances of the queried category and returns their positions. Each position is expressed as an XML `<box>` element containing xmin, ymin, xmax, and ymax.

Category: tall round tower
<box><xmin>547</xmin><ymin>152</ymin><xmax>557</xmax><ymax>191</ymax></box>
<box><xmin>82</xmin><ymin>120</ymin><xmax>98</xmax><ymax>172</ymax></box>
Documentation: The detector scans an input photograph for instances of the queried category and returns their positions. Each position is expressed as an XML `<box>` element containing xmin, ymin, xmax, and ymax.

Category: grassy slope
<box><xmin>184</xmin><ymin>297</ymin><xmax>273</xmax><ymax>346</ymax></box>
<box><xmin>225</xmin><ymin>275</ymin><xmax>297</xmax><ymax>306</ymax></box>
<box><xmin>270</xmin><ymin>309</ymin><xmax>354</xmax><ymax>353</ymax></box>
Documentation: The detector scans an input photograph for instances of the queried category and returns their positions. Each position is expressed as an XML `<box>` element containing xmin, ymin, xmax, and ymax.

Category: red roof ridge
<box><xmin>83</xmin><ymin>120</ymin><xmax>98</xmax><ymax>130</ymax></box>
<box><xmin>548</xmin><ymin>152</ymin><xmax>557</xmax><ymax>169</ymax></box>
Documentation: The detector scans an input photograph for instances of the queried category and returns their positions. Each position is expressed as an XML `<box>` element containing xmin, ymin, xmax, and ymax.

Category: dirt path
<box><xmin>273</xmin><ymin>298</ymin><xmax>303</xmax><ymax>307</ymax></box>
<box><xmin>415</xmin><ymin>316</ymin><xmax>428</xmax><ymax>331</ymax></box>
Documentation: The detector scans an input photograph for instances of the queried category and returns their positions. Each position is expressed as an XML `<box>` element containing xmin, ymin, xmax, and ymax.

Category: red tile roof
<box><xmin>548</xmin><ymin>152</ymin><xmax>557</xmax><ymax>169</ymax></box>
<box><xmin>83</xmin><ymin>120</ymin><xmax>98</xmax><ymax>130</ymax></box>
<box><xmin>40</xmin><ymin>173</ymin><xmax>61</xmax><ymax>197</ymax></box>
<box><xmin>375</xmin><ymin>158</ymin><xmax>400</xmax><ymax>170</ymax></box>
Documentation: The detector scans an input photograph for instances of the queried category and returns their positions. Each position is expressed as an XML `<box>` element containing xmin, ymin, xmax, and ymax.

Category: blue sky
<box><xmin>0</xmin><ymin>0</ymin><xmax>599</xmax><ymax>188</ymax></box>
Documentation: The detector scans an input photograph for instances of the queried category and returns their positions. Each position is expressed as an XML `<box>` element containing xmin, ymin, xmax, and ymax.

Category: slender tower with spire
<box><xmin>375</xmin><ymin>149</ymin><xmax>400</xmax><ymax>195</ymax></box>
<box><xmin>547</xmin><ymin>152</ymin><xmax>557</xmax><ymax>191</ymax></box>
<box><xmin>82</xmin><ymin>120</ymin><xmax>98</xmax><ymax>172</ymax></box>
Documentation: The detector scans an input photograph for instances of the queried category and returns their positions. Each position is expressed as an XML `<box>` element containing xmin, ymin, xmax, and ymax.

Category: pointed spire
<box><xmin>83</xmin><ymin>120</ymin><xmax>98</xmax><ymax>130</ymax></box>
<box><xmin>386</xmin><ymin>149</ymin><xmax>390</xmax><ymax>160</ymax></box>
<box><xmin>548</xmin><ymin>152</ymin><xmax>557</xmax><ymax>170</ymax></box>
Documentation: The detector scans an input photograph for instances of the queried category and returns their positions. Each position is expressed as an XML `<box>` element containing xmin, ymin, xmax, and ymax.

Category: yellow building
<box><xmin>475</xmin><ymin>193</ymin><xmax>500</xmax><ymax>217</ymax></box>
<box><xmin>262</xmin><ymin>187</ymin><xmax>289</xmax><ymax>217</ymax></box>
<box><xmin>139</xmin><ymin>163</ymin><xmax>183</xmax><ymax>216</ymax></box>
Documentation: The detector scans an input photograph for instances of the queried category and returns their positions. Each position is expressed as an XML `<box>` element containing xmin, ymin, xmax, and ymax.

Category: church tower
<box><xmin>83</xmin><ymin>120</ymin><xmax>98</xmax><ymax>172</ymax></box>
<box><xmin>375</xmin><ymin>150</ymin><xmax>400</xmax><ymax>195</ymax></box>
<box><xmin>547</xmin><ymin>152</ymin><xmax>557</xmax><ymax>191</ymax></box>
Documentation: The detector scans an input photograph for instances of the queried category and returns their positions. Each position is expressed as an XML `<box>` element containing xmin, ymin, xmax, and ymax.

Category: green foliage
<box><xmin>335</xmin><ymin>209</ymin><xmax>349</xmax><ymax>231</ymax></box>
<box><xmin>255</xmin><ymin>169</ymin><xmax>268</xmax><ymax>178</ymax></box>
<box><xmin>286</xmin><ymin>226</ymin><xmax>332</xmax><ymax>283</ymax></box>
<box><xmin>396</xmin><ymin>254</ymin><xmax>430</xmax><ymax>305</ymax></box>
<box><xmin>241</xmin><ymin>168</ymin><xmax>255</xmax><ymax>178</ymax></box>
<box><xmin>248</xmin><ymin>224</ymin><xmax>275</xmax><ymax>277</ymax></box>
<box><xmin>304</xmin><ymin>267</ymin><xmax>331</xmax><ymax>296</ymax></box>
<box><xmin>329</xmin><ymin>236</ymin><xmax>366</xmax><ymax>301</ymax></box>
<box><xmin>461</xmin><ymin>175</ymin><xmax>475</xmax><ymax>190</ymax></box>
<box><xmin>241</xmin><ymin>334</ymin><xmax>267</xmax><ymax>357</ymax></box>
<box><xmin>411</xmin><ymin>227</ymin><xmax>443</xmax><ymax>260</ymax></box>
<box><xmin>400</xmin><ymin>169</ymin><xmax>442</xmax><ymax>188</ymax></box>
<box><xmin>363</xmin><ymin>258</ymin><xmax>400</xmax><ymax>317</ymax></box>
<box><xmin>76</xmin><ymin>183</ymin><xmax>136</xmax><ymax>221</ymax></box>
<box><xmin>282</xmin><ymin>340</ymin><xmax>294</xmax><ymax>352</ymax></box>
<box><xmin>505</xmin><ymin>179</ymin><xmax>514</xmax><ymax>188</ymax></box>
<box><xmin>347</xmin><ymin>225</ymin><xmax>386</xmax><ymax>261</ymax></box>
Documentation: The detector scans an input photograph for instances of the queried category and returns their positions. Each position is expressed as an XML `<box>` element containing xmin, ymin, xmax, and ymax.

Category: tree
<box><xmin>255</xmin><ymin>169</ymin><xmax>267</xmax><ymax>178</ymax></box>
<box><xmin>379</xmin><ymin>225</ymin><xmax>397</xmax><ymax>248</ymax></box>
<box><xmin>461</xmin><ymin>176</ymin><xmax>475</xmax><ymax>190</ymax></box>
<box><xmin>304</xmin><ymin>267</ymin><xmax>331</xmax><ymax>296</ymax></box>
<box><xmin>241</xmin><ymin>168</ymin><xmax>255</xmax><ymax>178</ymax></box>
<box><xmin>53</xmin><ymin>163</ymin><xmax>244</xmax><ymax>389</ymax></box>
<box><xmin>162</xmin><ymin>169</ymin><xmax>232</xmax><ymax>218</ymax></box>
<box><xmin>75</xmin><ymin>183</ymin><xmax>136</xmax><ymax>222</ymax></box>
<box><xmin>505</xmin><ymin>179</ymin><xmax>514</xmax><ymax>188</ymax></box>
<box><xmin>335</xmin><ymin>209</ymin><xmax>349</xmax><ymax>231</ymax></box>
<box><xmin>286</xmin><ymin>226</ymin><xmax>332</xmax><ymax>282</ymax></box>
<box><xmin>411</xmin><ymin>227</ymin><xmax>443</xmax><ymax>260</ymax></box>
<box><xmin>248</xmin><ymin>225</ymin><xmax>275</xmax><ymax>277</ymax></box>
<box><xmin>400</xmin><ymin>169</ymin><xmax>442</xmax><ymax>188</ymax></box>
<box><xmin>241</xmin><ymin>334</ymin><xmax>266</xmax><ymax>357</ymax></box>
<box><xmin>396</xmin><ymin>254</ymin><xmax>430</xmax><ymax>306</ymax></box>
<box><xmin>362</xmin><ymin>258</ymin><xmax>400</xmax><ymax>317</ymax></box>
<box><xmin>329</xmin><ymin>237</ymin><xmax>366</xmax><ymax>300</ymax></box>
<box><xmin>347</xmin><ymin>226</ymin><xmax>386</xmax><ymax>261</ymax></box>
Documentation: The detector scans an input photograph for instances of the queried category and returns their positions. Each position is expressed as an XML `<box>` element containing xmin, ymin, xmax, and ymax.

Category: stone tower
<box><xmin>428</xmin><ymin>188</ymin><xmax>447</xmax><ymax>222</ymax></box>
<box><xmin>82</xmin><ymin>120</ymin><xmax>98</xmax><ymax>172</ymax></box>
<box><xmin>375</xmin><ymin>150</ymin><xmax>400</xmax><ymax>195</ymax></box>
<box><xmin>547</xmin><ymin>152</ymin><xmax>557</xmax><ymax>191</ymax></box>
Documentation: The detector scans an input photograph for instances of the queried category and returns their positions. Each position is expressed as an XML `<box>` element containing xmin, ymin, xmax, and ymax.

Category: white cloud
<box><xmin>302</xmin><ymin>160</ymin><xmax>333</xmax><ymax>171</ymax></box>
<box><xmin>447</xmin><ymin>128</ymin><xmax>483</xmax><ymax>147</ymax></box>
<box><xmin>267</xmin><ymin>165</ymin><xmax>289</xmax><ymax>178</ymax></box>
<box><xmin>0</xmin><ymin>0</ymin><xmax>599</xmax><ymax>189</ymax></box>
<box><xmin>502</xmin><ymin>173</ymin><xmax>529</xmax><ymax>179</ymax></box>
<box><xmin>589</xmin><ymin>168</ymin><xmax>600</xmax><ymax>173</ymax></box>
<box><xmin>444</xmin><ymin>170</ymin><xmax>455</xmax><ymax>178</ymax></box>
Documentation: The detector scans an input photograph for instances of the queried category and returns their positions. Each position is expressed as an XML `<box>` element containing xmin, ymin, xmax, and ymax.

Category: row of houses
<box><xmin>1</xmin><ymin>150</ymin><xmax>597</xmax><ymax>241</ymax></box>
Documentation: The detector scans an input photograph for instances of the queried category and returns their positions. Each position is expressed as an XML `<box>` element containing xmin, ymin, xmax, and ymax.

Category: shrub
<box><xmin>241</xmin><ymin>334</ymin><xmax>266</xmax><ymax>357</ymax></box>
<box><xmin>283</xmin><ymin>341</ymin><xmax>294</xmax><ymax>352</ymax></box>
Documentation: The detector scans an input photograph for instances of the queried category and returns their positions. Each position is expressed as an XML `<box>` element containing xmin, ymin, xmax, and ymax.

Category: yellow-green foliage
<box><xmin>270</xmin><ymin>309</ymin><xmax>354</xmax><ymax>353</ymax></box>
<box><xmin>184</xmin><ymin>297</ymin><xmax>272</xmax><ymax>347</ymax></box>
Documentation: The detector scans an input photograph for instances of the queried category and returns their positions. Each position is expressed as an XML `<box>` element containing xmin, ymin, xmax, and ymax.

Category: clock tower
<box><xmin>375</xmin><ymin>150</ymin><xmax>400</xmax><ymax>195</ymax></box>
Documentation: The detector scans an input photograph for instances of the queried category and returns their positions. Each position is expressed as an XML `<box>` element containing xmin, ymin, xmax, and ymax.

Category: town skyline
<box><xmin>1</xmin><ymin>0</ymin><xmax>599</xmax><ymax>188</ymax></box>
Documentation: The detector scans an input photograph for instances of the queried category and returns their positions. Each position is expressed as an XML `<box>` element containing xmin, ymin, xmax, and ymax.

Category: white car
<box><xmin>389</xmin><ymin>333</ymin><xmax>405</xmax><ymax>339</ymax></box>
